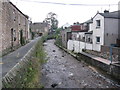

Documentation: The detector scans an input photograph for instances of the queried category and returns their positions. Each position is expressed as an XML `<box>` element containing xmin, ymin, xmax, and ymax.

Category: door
<box><xmin>11</xmin><ymin>28</ymin><xmax>14</xmax><ymax>48</ymax></box>
<box><xmin>20</xmin><ymin>30</ymin><xmax>23</xmax><ymax>45</ymax></box>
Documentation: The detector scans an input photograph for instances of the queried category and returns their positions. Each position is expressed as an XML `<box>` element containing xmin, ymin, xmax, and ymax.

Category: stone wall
<box><xmin>61</xmin><ymin>28</ymin><xmax>71</xmax><ymax>48</ymax></box>
<box><xmin>77</xmin><ymin>52</ymin><xmax>120</xmax><ymax>80</ymax></box>
<box><xmin>101</xmin><ymin>45</ymin><xmax>119</xmax><ymax>62</ymax></box>
<box><xmin>1</xmin><ymin>1</ymin><xmax>29</xmax><ymax>55</ymax></box>
<box><xmin>0</xmin><ymin>0</ymin><xmax>3</xmax><ymax>56</ymax></box>
<box><xmin>84</xmin><ymin>45</ymin><xmax>119</xmax><ymax>62</ymax></box>
<box><xmin>56</xmin><ymin>43</ymin><xmax>120</xmax><ymax>81</ymax></box>
<box><xmin>101</xmin><ymin>45</ymin><xmax>119</xmax><ymax>55</ymax></box>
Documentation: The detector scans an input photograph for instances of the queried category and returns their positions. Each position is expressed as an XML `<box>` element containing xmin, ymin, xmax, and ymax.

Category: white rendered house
<box><xmin>92</xmin><ymin>10</ymin><xmax>119</xmax><ymax>51</ymax></box>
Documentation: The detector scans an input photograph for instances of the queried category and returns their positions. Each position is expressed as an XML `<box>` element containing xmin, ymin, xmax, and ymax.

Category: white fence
<box><xmin>67</xmin><ymin>40</ymin><xmax>100</xmax><ymax>53</ymax></box>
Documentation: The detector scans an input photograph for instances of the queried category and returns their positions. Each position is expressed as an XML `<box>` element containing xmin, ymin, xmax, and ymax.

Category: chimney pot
<box><xmin>104</xmin><ymin>10</ymin><xmax>109</xmax><ymax>13</ymax></box>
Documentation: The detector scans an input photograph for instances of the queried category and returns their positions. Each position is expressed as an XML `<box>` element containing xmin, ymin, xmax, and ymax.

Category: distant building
<box><xmin>71</xmin><ymin>20</ymin><xmax>92</xmax><ymax>42</ymax></box>
<box><xmin>1</xmin><ymin>0</ymin><xmax>29</xmax><ymax>55</ymax></box>
<box><xmin>61</xmin><ymin>27</ymin><xmax>71</xmax><ymax>48</ymax></box>
<box><xmin>31</xmin><ymin>22</ymin><xmax>49</xmax><ymax>36</ymax></box>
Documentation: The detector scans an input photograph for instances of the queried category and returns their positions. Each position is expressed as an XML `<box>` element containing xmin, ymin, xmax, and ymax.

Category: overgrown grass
<box><xmin>24</xmin><ymin>36</ymin><xmax>47</xmax><ymax>88</ymax></box>
<box><xmin>20</xmin><ymin>58</ymin><xmax>41</xmax><ymax>88</ymax></box>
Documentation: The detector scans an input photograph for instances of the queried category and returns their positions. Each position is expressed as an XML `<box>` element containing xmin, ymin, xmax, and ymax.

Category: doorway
<box><xmin>20</xmin><ymin>30</ymin><xmax>23</xmax><ymax>45</ymax></box>
<box><xmin>11</xmin><ymin>28</ymin><xmax>14</xmax><ymax>48</ymax></box>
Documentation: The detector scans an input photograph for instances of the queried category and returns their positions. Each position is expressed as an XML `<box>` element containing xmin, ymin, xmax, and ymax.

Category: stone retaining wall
<box><xmin>56</xmin><ymin>44</ymin><xmax>120</xmax><ymax>81</ymax></box>
<box><xmin>101</xmin><ymin>45</ymin><xmax>119</xmax><ymax>55</ymax></box>
<box><xmin>85</xmin><ymin>49</ymin><xmax>118</xmax><ymax>62</ymax></box>
<box><xmin>77</xmin><ymin>53</ymin><xmax>120</xmax><ymax>81</ymax></box>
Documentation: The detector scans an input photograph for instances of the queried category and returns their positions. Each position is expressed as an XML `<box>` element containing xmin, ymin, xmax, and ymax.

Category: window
<box><xmin>96</xmin><ymin>37</ymin><xmax>100</xmax><ymax>43</ymax></box>
<box><xmin>83</xmin><ymin>37</ymin><xmax>85</xmax><ymax>42</ymax></box>
<box><xmin>96</xmin><ymin>20</ymin><xmax>100</xmax><ymax>28</ymax></box>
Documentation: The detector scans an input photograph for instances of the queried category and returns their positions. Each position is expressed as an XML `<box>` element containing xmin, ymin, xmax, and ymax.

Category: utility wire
<box><xmin>19</xmin><ymin>0</ymin><xmax>118</xmax><ymax>6</ymax></box>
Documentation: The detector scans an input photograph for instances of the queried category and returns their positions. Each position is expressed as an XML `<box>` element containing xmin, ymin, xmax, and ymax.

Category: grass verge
<box><xmin>22</xmin><ymin>36</ymin><xmax>47</xmax><ymax>88</ymax></box>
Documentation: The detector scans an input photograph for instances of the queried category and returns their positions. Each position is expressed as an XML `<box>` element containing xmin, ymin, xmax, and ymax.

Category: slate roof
<box><xmin>99</xmin><ymin>11</ymin><xmax>120</xmax><ymax>19</ymax></box>
<box><xmin>84</xmin><ymin>19</ymin><xmax>93</xmax><ymax>23</ymax></box>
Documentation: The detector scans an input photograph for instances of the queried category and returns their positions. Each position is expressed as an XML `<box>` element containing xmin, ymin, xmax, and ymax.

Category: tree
<box><xmin>43</xmin><ymin>12</ymin><xmax>58</xmax><ymax>32</ymax></box>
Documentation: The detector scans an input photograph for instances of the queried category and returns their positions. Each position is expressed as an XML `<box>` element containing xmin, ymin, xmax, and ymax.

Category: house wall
<box><xmin>78</xmin><ymin>32</ymin><xmax>85</xmax><ymax>41</ymax></box>
<box><xmin>72</xmin><ymin>32</ymin><xmax>78</xmax><ymax>40</ymax></box>
<box><xmin>61</xmin><ymin>28</ymin><xmax>71</xmax><ymax>48</ymax></box>
<box><xmin>61</xmin><ymin>30</ymin><xmax>66</xmax><ymax>48</ymax></box>
<box><xmin>104</xmin><ymin>18</ymin><xmax>119</xmax><ymax>46</ymax></box>
<box><xmin>28</xmin><ymin>21</ymin><xmax>32</xmax><ymax>40</ymax></box>
<box><xmin>67</xmin><ymin>40</ymin><xmax>93</xmax><ymax>53</ymax></box>
<box><xmin>92</xmin><ymin>14</ymin><xmax>105</xmax><ymax>51</ymax></box>
<box><xmin>80</xmin><ymin>41</ymin><xmax>85</xmax><ymax>52</ymax></box>
<box><xmin>72</xmin><ymin>32</ymin><xmax>85</xmax><ymax>41</ymax></box>
<box><xmin>86</xmin><ymin>43</ymin><xmax>93</xmax><ymax>50</ymax></box>
<box><xmin>2</xmin><ymin>1</ymin><xmax>29</xmax><ymax>55</ymax></box>
<box><xmin>67</xmin><ymin>40</ymin><xmax>74</xmax><ymax>51</ymax></box>
<box><xmin>2</xmin><ymin>1</ymin><xmax>12</xmax><ymax>52</ymax></box>
<box><xmin>89</xmin><ymin>22</ymin><xmax>93</xmax><ymax>32</ymax></box>
<box><xmin>74</xmin><ymin>40</ymin><xmax>80</xmax><ymax>52</ymax></box>
<box><xmin>0</xmin><ymin>0</ymin><xmax>3</xmax><ymax>55</ymax></box>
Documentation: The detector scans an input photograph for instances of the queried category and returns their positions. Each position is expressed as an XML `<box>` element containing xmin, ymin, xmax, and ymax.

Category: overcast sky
<box><xmin>10</xmin><ymin>0</ymin><xmax>120</xmax><ymax>27</ymax></box>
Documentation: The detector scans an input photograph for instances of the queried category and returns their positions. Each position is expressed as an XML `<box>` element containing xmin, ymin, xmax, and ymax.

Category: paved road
<box><xmin>1</xmin><ymin>37</ymin><xmax>40</xmax><ymax>77</ymax></box>
<box><xmin>41</xmin><ymin>40</ymin><xmax>119</xmax><ymax>88</ymax></box>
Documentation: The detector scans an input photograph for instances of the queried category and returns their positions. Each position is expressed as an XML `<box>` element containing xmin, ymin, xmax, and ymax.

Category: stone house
<box><xmin>31</xmin><ymin>22</ymin><xmax>49</xmax><ymax>36</ymax></box>
<box><xmin>1</xmin><ymin>0</ymin><xmax>29</xmax><ymax>55</ymax></box>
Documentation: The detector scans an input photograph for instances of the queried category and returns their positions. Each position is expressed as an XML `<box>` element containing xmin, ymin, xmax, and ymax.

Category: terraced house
<box><xmin>1</xmin><ymin>0</ymin><xmax>29</xmax><ymax>55</ymax></box>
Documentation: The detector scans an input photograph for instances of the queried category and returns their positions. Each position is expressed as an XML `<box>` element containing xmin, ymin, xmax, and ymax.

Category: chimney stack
<box><xmin>104</xmin><ymin>10</ymin><xmax>109</xmax><ymax>13</ymax></box>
